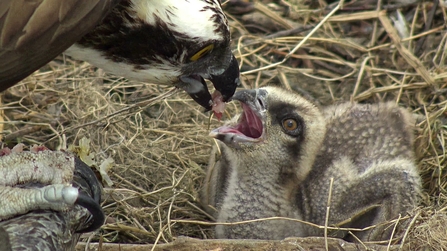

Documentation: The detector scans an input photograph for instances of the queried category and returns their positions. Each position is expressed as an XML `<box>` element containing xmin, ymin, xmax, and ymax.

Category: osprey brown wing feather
<box><xmin>0</xmin><ymin>0</ymin><xmax>120</xmax><ymax>91</ymax></box>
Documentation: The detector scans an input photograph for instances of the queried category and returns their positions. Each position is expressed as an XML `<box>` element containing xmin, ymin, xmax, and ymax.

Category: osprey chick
<box><xmin>201</xmin><ymin>87</ymin><xmax>421</xmax><ymax>241</ymax></box>
<box><xmin>0</xmin><ymin>0</ymin><xmax>239</xmax><ymax>111</ymax></box>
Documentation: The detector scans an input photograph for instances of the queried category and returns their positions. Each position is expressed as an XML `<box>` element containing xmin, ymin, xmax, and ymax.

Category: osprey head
<box><xmin>68</xmin><ymin>0</ymin><xmax>240</xmax><ymax>111</ymax></box>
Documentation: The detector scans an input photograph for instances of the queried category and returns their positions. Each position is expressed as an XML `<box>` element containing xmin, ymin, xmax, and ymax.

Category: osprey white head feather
<box><xmin>66</xmin><ymin>0</ymin><xmax>239</xmax><ymax>110</ymax></box>
<box><xmin>131</xmin><ymin>0</ymin><xmax>228</xmax><ymax>41</ymax></box>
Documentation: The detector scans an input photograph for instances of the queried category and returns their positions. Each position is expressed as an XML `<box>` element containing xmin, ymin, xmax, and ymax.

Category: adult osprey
<box><xmin>0</xmin><ymin>0</ymin><xmax>239</xmax><ymax>111</ymax></box>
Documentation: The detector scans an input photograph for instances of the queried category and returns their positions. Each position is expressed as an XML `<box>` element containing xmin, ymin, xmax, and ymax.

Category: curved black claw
<box><xmin>73</xmin><ymin>157</ymin><xmax>105</xmax><ymax>233</ymax></box>
<box><xmin>74</xmin><ymin>158</ymin><xmax>102</xmax><ymax>203</ymax></box>
<box><xmin>75</xmin><ymin>192</ymin><xmax>105</xmax><ymax>233</ymax></box>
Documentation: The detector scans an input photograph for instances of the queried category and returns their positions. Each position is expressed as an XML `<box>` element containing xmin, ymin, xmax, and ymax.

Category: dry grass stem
<box><xmin>1</xmin><ymin>0</ymin><xmax>446</xmax><ymax>249</ymax></box>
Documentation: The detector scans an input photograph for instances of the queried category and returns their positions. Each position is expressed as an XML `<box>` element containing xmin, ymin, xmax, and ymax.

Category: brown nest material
<box><xmin>1</xmin><ymin>0</ymin><xmax>446</xmax><ymax>250</ymax></box>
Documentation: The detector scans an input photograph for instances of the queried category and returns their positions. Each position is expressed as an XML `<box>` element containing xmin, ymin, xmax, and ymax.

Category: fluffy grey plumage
<box><xmin>201</xmin><ymin>86</ymin><xmax>421</xmax><ymax>241</ymax></box>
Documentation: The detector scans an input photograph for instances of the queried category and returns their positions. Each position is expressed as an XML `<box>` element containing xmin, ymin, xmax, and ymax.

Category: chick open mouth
<box><xmin>210</xmin><ymin>101</ymin><xmax>265</xmax><ymax>147</ymax></box>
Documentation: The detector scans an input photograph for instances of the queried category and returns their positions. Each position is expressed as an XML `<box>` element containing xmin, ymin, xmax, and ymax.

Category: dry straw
<box><xmin>1</xmin><ymin>0</ymin><xmax>446</xmax><ymax>250</ymax></box>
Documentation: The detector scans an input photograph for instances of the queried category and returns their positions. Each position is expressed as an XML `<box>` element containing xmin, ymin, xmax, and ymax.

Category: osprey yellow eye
<box><xmin>190</xmin><ymin>44</ymin><xmax>214</xmax><ymax>61</ymax></box>
<box><xmin>282</xmin><ymin>118</ymin><xmax>298</xmax><ymax>131</ymax></box>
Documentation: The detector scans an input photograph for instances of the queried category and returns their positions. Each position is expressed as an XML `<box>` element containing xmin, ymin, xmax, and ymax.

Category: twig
<box><xmin>415</xmin><ymin>0</ymin><xmax>439</xmax><ymax>54</ymax></box>
<box><xmin>61</xmin><ymin>87</ymin><xmax>178</xmax><ymax>133</ymax></box>
<box><xmin>324</xmin><ymin>178</ymin><xmax>334</xmax><ymax>251</ymax></box>
<box><xmin>241</xmin><ymin>0</ymin><xmax>345</xmax><ymax>75</ymax></box>
<box><xmin>378</xmin><ymin>11</ymin><xmax>435</xmax><ymax>85</ymax></box>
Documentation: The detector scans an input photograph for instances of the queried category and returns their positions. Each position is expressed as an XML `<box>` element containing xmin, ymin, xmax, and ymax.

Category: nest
<box><xmin>1</xmin><ymin>0</ymin><xmax>446</xmax><ymax>250</ymax></box>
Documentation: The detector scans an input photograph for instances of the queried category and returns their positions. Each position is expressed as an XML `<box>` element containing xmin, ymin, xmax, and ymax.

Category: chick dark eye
<box><xmin>190</xmin><ymin>44</ymin><xmax>214</xmax><ymax>61</ymax></box>
<box><xmin>282</xmin><ymin>118</ymin><xmax>298</xmax><ymax>131</ymax></box>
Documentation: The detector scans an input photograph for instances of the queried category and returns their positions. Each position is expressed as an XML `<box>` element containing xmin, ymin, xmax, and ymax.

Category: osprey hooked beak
<box><xmin>179</xmin><ymin>54</ymin><xmax>240</xmax><ymax>111</ymax></box>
